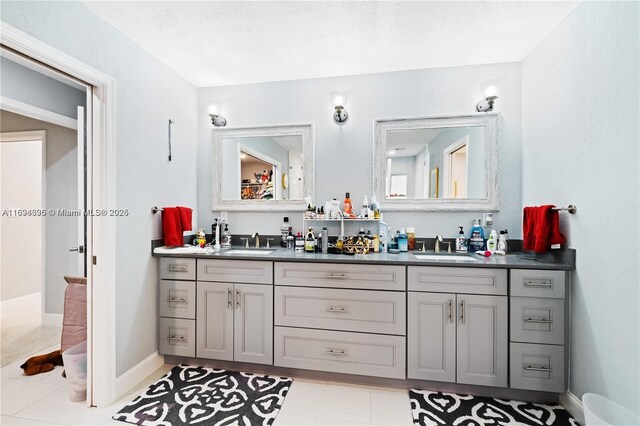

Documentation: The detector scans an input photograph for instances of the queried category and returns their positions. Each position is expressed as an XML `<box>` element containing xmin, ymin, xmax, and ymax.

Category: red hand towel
<box><xmin>162</xmin><ymin>207</ymin><xmax>184</xmax><ymax>247</ymax></box>
<box><xmin>177</xmin><ymin>206</ymin><xmax>193</xmax><ymax>232</ymax></box>
<box><xmin>523</xmin><ymin>205</ymin><xmax>567</xmax><ymax>253</ymax></box>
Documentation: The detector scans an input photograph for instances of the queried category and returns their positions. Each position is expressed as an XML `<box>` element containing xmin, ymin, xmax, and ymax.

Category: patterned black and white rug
<box><xmin>113</xmin><ymin>365</ymin><xmax>292</xmax><ymax>426</ymax></box>
<box><xmin>410</xmin><ymin>390</ymin><xmax>578</xmax><ymax>426</ymax></box>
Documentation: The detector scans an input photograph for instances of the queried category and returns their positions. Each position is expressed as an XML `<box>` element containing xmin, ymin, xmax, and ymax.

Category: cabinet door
<box><xmin>408</xmin><ymin>292</ymin><xmax>456</xmax><ymax>382</ymax></box>
<box><xmin>196</xmin><ymin>281</ymin><xmax>234</xmax><ymax>360</ymax></box>
<box><xmin>457</xmin><ymin>294</ymin><xmax>508</xmax><ymax>387</ymax></box>
<box><xmin>234</xmin><ymin>283</ymin><xmax>273</xmax><ymax>365</ymax></box>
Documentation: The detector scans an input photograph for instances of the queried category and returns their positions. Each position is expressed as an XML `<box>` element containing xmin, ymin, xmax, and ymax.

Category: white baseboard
<box><xmin>1</xmin><ymin>292</ymin><xmax>41</xmax><ymax>311</ymax></box>
<box><xmin>115</xmin><ymin>351</ymin><xmax>165</xmax><ymax>399</ymax></box>
<box><xmin>43</xmin><ymin>313</ymin><xmax>63</xmax><ymax>327</ymax></box>
<box><xmin>560</xmin><ymin>391</ymin><xmax>585</xmax><ymax>425</ymax></box>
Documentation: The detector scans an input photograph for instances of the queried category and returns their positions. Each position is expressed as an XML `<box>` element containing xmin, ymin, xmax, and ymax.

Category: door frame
<box><xmin>442</xmin><ymin>135</ymin><xmax>469</xmax><ymax>199</ymax></box>
<box><xmin>1</xmin><ymin>23</ymin><xmax>117</xmax><ymax>407</ymax></box>
<box><xmin>0</xmin><ymin>130</ymin><xmax>47</xmax><ymax>326</ymax></box>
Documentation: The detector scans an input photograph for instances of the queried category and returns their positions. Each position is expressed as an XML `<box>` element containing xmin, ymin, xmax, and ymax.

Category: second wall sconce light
<box><xmin>208</xmin><ymin>100</ymin><xmax>227</xmax><ymax>127</ymax></box>
<box><xmin>476</xmin><ymin>80</ymin><xmax>500</xmax><ymax>112</ymax></box>
<box><xmin>331</xmin><ymin>90</ymin><xmax>349</xmax><ymax>123</ymax></box>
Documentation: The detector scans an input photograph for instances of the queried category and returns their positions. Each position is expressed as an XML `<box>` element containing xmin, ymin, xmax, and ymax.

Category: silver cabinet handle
<box><xmin>168</xmin><ymin>264</ymin><xmax>188</xmax><ymax>272</ymax></box>
<box><xmin>328</xmin><ymin>273</ymin><xmax>347</xmax><ymax>279</ymax></box>
<box><xmin>524</xmin><ymin>365</ymin><xmax>552</xmax><ymax>372</ymax></box>
<box><xmin>168</xmin><ymin>335</ymin><xmax>186</xmax><ymax>344</ymax></box>
<box><xmin>168</xmin><ymin>297</ymin><xmax>187</xmax><ymax>303</ymax></box>
<box><xmin>325</xmin><ymin>349</ymin><xmax>348</xmax><ymax>357</ymax></box>
<box><xmin>524</xmin><ymin>280</ymin><xmax>553</xmax><ymax>288</ymax></box>
<box><xmin>460</xmin><ymin>299</ymin><xmax>465</xmax><ymax>324</ymax></box>
<box><xmin>525</xmin><ymin>318</ymin><xmax>553</xmax><ymax>324</ymax></box>
<box><xmin>227</xmin><ymin>289</ymin><xmax>232</xmax><ymax>308</ymax></box>
<box><xmin>448</xmin><ymin>299</ymin><xmax>453</xmax><ymax>323</ymax></box>
<box><xmin>327</xmin><ymin>306</ymin><xmax>348</xmax><ymax>313</ymax></box>
<box><xmin>236</xmin><ymin>289</ymin><xmax>240</xmax><ymax>309</ymax></box>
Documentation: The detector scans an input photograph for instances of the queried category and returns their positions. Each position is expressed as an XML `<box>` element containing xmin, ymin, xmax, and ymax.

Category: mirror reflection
<box><xmin>385</xmin><ymin>126</ymin><xmax>486</xmax><ymax>200</ymax></box>
<box><xmin>221</xmin><ymin>135</ymin><xmax>303</xmax><ymax>201</ymax></box>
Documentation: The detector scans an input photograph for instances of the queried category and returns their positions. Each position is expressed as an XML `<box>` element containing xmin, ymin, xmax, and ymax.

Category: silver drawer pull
<box><xmin>328</xmin><ymin>273</ymin><xmax>347</xmax><ymax>279</ymax></box>
<box><xmin>327</xmin><ymin>306</ymin><xmax>348</xmax><ymax>313</ymax></box>
<box><xmin>525</xmin><ymin>318</ymin><xmax>552</xmax><ymax>324</ymax></box>
<box><xmin>168</xmin><ymin>335</ymin><xmax>187</xmax><ymax>344</ymax></box>
<box><xmin>227</xmin><ymin>289</ymin><xmax>232</xmax><ymax>308</ymax></box>
<box><xmin>448</xmin><ymin>299</ymin><xmax>453</xmax><ymax>323</ymax></box>
<box><xmin>524</xmin><ymin>280</ymin><xmax>553</xmax><ymax>288</ymax></box>
<box><xmin>168</xmin><ymin>264</ymin><xmax>188</xmax><ymax>272</ymax></box>
<box><xmin>169</xmin><ymin>297</ymin><xmax>187</xmax><ymax>303</ymax></box>
<box><xmin>325</xmin><ymin>349</ymin><xmax>348</xmax><ymax>357</ymax></box>
<box><xmin>524</xmin><ymin>365</ymin><xmax>552</xmax><ymax>372</ymax></box>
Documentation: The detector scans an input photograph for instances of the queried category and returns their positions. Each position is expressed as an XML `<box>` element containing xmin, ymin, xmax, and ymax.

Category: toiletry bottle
<box><xmin>456</xmin><ymin>226</ymin><xmax>467</xmax><ymax>253</ymax></box>
<box><xmin>469</xmin><ymin>219</ymin><xmax>485</xmax><ymax>252</ymax></box>
<box><xmin>221</xmin><ymin>224</ymin><xmax>231</xmax><ymax>247</ymax></box>
<box><xmin>406</xmin><ymin>227</ymin><xmax>416</xmax><ymax>251</ymax></box>
<box><xmin>305</xmin><ymin>227</ymin><xmax>316</xmax><ymax>253</ymax></box>
<box><xmin>398</xmin><ymin>228</ymin><xmax>408</xmax><ymax>252</ymax></box>
<box><xmin>211</xmin><ymin>219</ymin><xmax>219</xmax><ymax>244</ymax></box>
<box><xmin>331</xmin><ymin>198</ymin><xmax>340</xmax><ymax>218</ymax></box>
<box><xmin>295</xmin><ymin>232</ymin><xmax>304</xmax><ymax>252</ymax></box>
<box><xmin>373</xmin><ymin>234</ymin><xmax>380</xmax><ymax>253</ymax></box>
<box><xmin>321</xmin><ymin>227</ymin><xmax>328</xmax><ymax>254</ymax></box>
<box><xmin>379</xmin><ymin>224</ymin><xmax>388</xmax><ymax>252</ymax></box>
<box><xmin>487</xmin><ymin>230</ymin><xmax>497</xmax><ymax>253</ymax></box>
<box><xmin>280</xmin><ymin>216</ymin><xmax>291</xmax><ymax>248</ymax></box>
<box><xmin>371</xmin><ymin>196</ymin><xmax>381</xmax><ymax>219</ymax></box>
<box><xmin>498</xmin><ymin>230</ymin><xmax>508</xmax><ymax>253</ymax></box>
<box><xmin>344</xmin><ymin>192</ymin><xmax>354</xmax><ymax>217</ymax></box>
<box><xmin>287</xmin><ymin>231</ymin><xmax>294</xmax><ymax>250</ymax></box>
<box><xmin>361</xmin><ymin>195</ymin><xmax>369</xmax><ymax>218</ymax></box>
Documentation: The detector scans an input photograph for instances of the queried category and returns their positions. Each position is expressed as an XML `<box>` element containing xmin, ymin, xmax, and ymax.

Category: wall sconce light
<box><xmin>330</xmin><ymin>90</ymin><xmax>349</xmax><ymax>123</ymax></box>
<box><xmin>208</xmin><ymin>101</ymin><xmax>227</xmax><ymax>127</ymax></box>
<box><xmin>476</xmin><ymin>81</ymin><xmax>500</xmax><ymax>112</ymax></box>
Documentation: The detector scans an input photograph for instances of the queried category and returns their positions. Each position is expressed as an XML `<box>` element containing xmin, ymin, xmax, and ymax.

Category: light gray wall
<box><xmin>0</xmin><ymin>1</ymin><xmax>199</xmax><ymax>376</ymax></box>
<box><xmin>522</xmin><ymin>1</ymin><xmax>639</xmax><ymax>414</ymax></box>
<box><xmin>0</xmin><ymin>57</ymin><xmax>86</xmax><ymax>118</ymax></box>
<box><xmin>198</xmin><ymin>62</ymin><xmax>522</xmax><ymax>238</ymax></box>
<box><xmin>0</xmin><ymin>110</ymin><xmax>78</xmax><ymax>315</ymax></box>
<box><xmin>388</xmin><ymin>156</ymin><xmax>415</xmax><ymax>197</ymax></box>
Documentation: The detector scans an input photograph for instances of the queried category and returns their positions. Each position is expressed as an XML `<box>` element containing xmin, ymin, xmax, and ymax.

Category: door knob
<box><xmin>69</xmin><ymin>245</ymin><xmax>85</xmax><ymax>253</ymax></box>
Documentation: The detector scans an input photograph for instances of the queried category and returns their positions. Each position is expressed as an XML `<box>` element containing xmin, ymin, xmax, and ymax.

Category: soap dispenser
<box><xmin>456</xmin><ymin>226</ymin><xmax>467</xmax><ymax>253</ymax></box>
<box><xmin>221</xmin><ymin>224</ymin><xmax>231</xmax><ymax>247</ymax></box>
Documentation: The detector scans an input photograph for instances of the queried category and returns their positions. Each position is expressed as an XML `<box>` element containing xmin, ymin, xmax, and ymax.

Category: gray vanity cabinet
<box><xmin>195</xmin><ymin>259</ymin><xmax>273</xmax><ymax>365</ymax></box>
<box><xmin>158</xmin><ymin>258</ymin><xmax>197</xmax><ymax>357</ymax></box>
<box><xmin>408</xmin><ymin>266</ymin><xmax>508</xmax><ymax>388</ymax></box>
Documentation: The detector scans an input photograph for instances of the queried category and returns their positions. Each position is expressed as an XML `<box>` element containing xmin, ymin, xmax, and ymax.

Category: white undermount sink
<box><xmin>413</xmin><ymin>253</ymin><xmax>481</xmax><ymax>262</ymax></box>
<box><xmin>226</xmin><ymin>249</ymin><xmax>275</xmax><ymax>255</ymax></box>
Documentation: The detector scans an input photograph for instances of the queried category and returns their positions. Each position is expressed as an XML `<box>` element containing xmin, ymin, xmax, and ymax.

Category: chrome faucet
<box><xmin>251</xmin><ymin>232</ymin><xmax>260</xmax><ymax>248</ymax></box>
<box><xmin>435</xmin><ymin>235</ymin><xmax>443</xmax><ymax>253</ymax></box>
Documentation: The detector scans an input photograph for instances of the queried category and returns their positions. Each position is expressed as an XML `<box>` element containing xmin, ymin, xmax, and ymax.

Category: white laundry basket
<box><xmin>62</xmin><ymin>341</ymin><xmax>87</xmax><ymax>402</ymax></box>
<box><xmin>582</xmin><ymin>393</ymin><xmax>639</xmax><ymax>426</ymax></box>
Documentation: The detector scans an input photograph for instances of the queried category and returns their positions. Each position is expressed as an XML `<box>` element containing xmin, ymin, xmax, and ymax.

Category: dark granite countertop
<box><xmin>152</xmin><ymin>244</ymin><xmax>575</xmax><ymax>270</ymax></box>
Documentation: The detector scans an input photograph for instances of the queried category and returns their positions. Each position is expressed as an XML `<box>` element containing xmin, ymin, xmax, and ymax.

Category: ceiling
<box><xmin>81</xmin><ymin>1</ymin><xmax>579</xmax><ymax>88</ymax></box>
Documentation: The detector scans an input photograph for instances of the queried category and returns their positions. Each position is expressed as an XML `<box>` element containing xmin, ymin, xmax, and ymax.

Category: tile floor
<box><xmin>1</xmin><ymin>355</ymin><xmax>413</xmax><ymax>426</ymax></box>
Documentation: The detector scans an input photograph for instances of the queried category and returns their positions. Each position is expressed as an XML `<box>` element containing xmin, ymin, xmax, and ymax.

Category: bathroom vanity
<box><xmin>156</xmin><ymin>249</ymin><xmax>573</xmax><ymax>398</ymax></box>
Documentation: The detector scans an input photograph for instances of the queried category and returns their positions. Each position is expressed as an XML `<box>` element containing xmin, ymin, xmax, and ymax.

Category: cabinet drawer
<box><xmin>159</xmin><ymin>280</ymin><xmax>196</xmax><ymax>319</ymax></box>
<box><xmin>275</xmin><ymin>286</ymin><xmax>405</xmax><ymax>335</ymax></box>
<box><xmin>275</xmin><ymin>262</ymin><xmax>405</xmax><ymax>291</ymax></box>
<box><xmin>510</xmin><ymin>270</ymin><xmax>566</xmax><ymax>298</ymax></box>
<box><xmin>198</xmin><ymin>259</ymin><xmax>273</xmax><ymax>284</ymax></box>
<box><xmin>408</xmin><ymin>266</ymin><xmax>507</xmax><ymax>295</ymax></box>
<box><xmin>158</xmin><ymin>317</ymin><xmax>195</xmax><ymax>357</ymax></box>
<box><xmin>160</xmin><ymin>258</ymin><xmax>196</xmax><ymax>280</ymax></box>
<box><xmin>511</xmin><ymin>297</ymin><xmax>565</xmax><ymax>345</ymax></box>
<box><xmin>274</xmin><ymin>326</ymin><xmax>405</xmax><ymax>379</ymax></box>
<box><xmin>510</xmin><ymin>342</ymin><xmax>565</xmax><ymax>393</ymax></box>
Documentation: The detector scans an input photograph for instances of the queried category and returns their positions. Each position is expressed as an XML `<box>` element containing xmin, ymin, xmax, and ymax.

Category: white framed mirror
<box><xmin>212</xmin><ymin>123</ymin><xmax>315</xmax><ymax>212</ymax></box>
<box><xmin>373</xmin><ymin>113</ymin><xmax>500</xmax><ymax>211</ymax></box>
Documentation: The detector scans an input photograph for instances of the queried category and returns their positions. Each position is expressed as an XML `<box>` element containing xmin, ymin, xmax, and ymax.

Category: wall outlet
<box><xmin>220</xmin><ymin>211</ymin><xmax>228</xmax><ymax>222</ymax></box>
<box><xmin>483</xmin><ymin>212</ymin><xmax>494</xmax><ymax>227</ymax></box>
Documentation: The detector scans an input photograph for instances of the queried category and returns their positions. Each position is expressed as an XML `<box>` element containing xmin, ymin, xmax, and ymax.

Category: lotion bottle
<box><xmin>487</xmin><ymin>230</ymin><xmax>497</xmax><ymax>253</ymax></box>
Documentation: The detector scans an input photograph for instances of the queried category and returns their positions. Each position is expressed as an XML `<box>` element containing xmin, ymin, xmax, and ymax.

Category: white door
<box><xmin>69</xmin><ymin>106</ymin><xmax>86</xmax><ymax>276</ymax></box>
<box><xmin>407</xmin><ymin>292</ymin><xmax>456</xmax><ymax>382</ymax></box>
<box><xmin>457</xmin><ymin>294</ymin><xmax>508</xmax><ymax>387</ymax></box>
<box><xmin>196</xmin><ymin>281</ymin><xmax>234</xmax><ymax>360</ymax></box>
<box><xmin>233</xmin><ymin>283</ymin><xmax>273</xmax><ymax>365</ymax></box>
